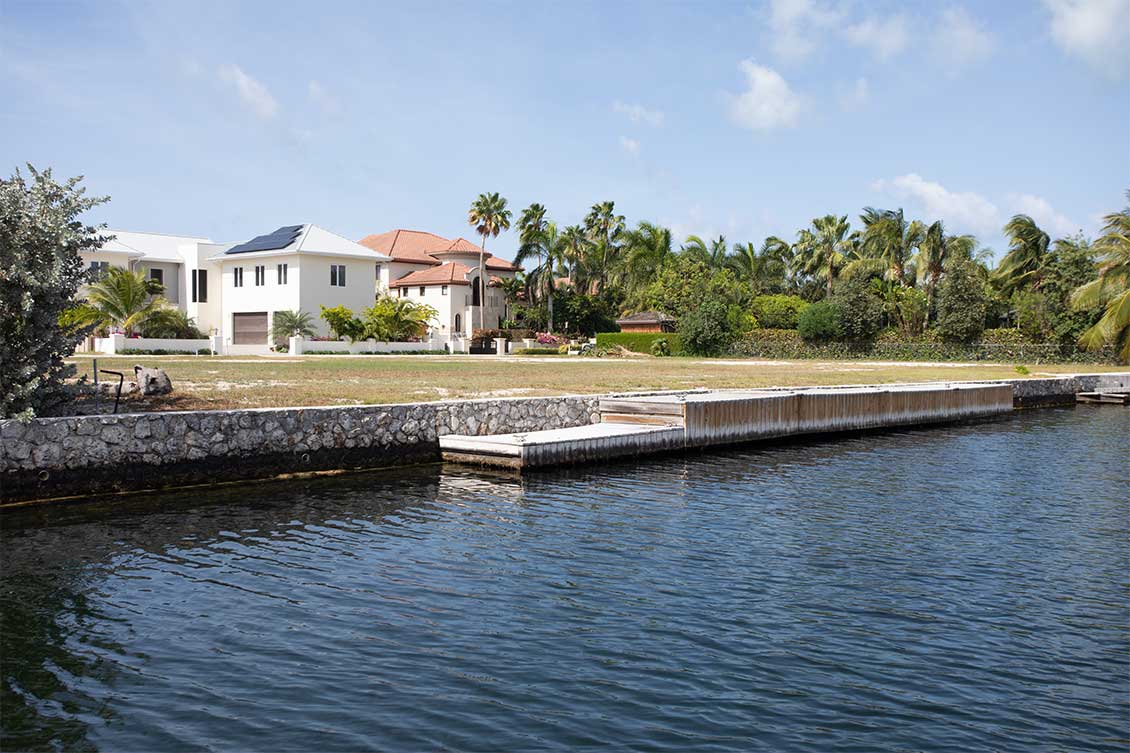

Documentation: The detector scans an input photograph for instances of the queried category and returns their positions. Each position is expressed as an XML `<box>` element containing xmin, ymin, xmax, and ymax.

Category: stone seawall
<box><xmin>2</xmin><ymin>374</ymin><xmax>1126</xmax><ymax>505</ymax></box>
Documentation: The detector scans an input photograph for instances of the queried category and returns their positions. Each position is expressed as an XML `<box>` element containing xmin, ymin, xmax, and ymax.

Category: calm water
<box><xmin>2</xmin><ymin>408</ymin><xmax>1128</xmax><ymax>752</ymax></box>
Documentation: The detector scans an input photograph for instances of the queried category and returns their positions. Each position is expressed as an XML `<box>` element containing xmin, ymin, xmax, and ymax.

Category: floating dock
<box><xmin>440</xmin><ymin>382</ymin><xmax>1015</xmax><ymax>470</ymax></box>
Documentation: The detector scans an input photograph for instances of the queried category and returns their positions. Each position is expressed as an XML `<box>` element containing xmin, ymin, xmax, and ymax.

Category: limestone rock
<box><xmin>133</xmin><ymin>366</ymin><xmax>173</xmax><ymax>396</ymax></box>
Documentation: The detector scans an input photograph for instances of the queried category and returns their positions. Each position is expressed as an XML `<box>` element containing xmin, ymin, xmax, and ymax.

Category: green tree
<box><xmin>85</xmin><ymin>266</ymin><xmax>166</xmax><ymax>335</ymax></box>
<box><xmin>797</xmin><ymin>302</ymin><xmax>841</xmax><ymax>341</ymax></box>
<box><xmin>468</xmin><ymin>192</ymin><xmax>512</xmax><ymax>332</ymax></box>
<box><xmin>728</xmin><ymin>240</ymin><xmax>789</xmax><ymax>299</ymax></box>
<box><xmin>936</xmin><ymin>260</ymin><xmax>988</xmax><ymax>343</ymax></box>
<box><xmin>516</xmin><ymin>220</ymin><xmax>568</xmax><ymax>332</ymax></box>
<box><xmin>583</xmin><ymin>200</ymin><xmax>625</xmax><ymax>293</ymax></box>
<box><xmin>681</xmin><ymin>234</ymin><xmax>728</xmax><ymax>269</ymax></box>
<box><xmin>750</xmin><ymin>294</ymin><xmax>808</xmax><ymax>329</ymax></box>
<box><xmin>917</xmin><ymin>221</ymin><xmax>975</xmax><ymax>319</ymax></box>
<box><xmin>362</xmin><ymin>296</ymin><xmax>437</xmax><ymax>341</ymax></box>
<box><xmin>794</xmin><ymin>214</ymin><xmax>853</xmax><ymax>296</ymax></box>
<box><xmin>829</xmin><ymin>276</ymin><xmax>883</xmax><ymax>340</ymax></box>
<box><xmin>621</xmin><ymin>221</ymin><xmax>673</xmax><ymax>294</ymax></box>
<box><xmin>319</xmin><ymin>305</ymin><xmax>364</xmax><ymax>341</ymax></box>
<box><xmin>680</xmin><ymin>299</ymin><xmax>737</xmax><ymax>356</ymax></box>
<box><xmin>1072</xmin><ymin>201</ymin><xmax>1130</xmax><ymax>362</ymax></box>
<box><xmin>994</xmin><ymin>214</ymin><xmax>1051</xmax><ymax>296</ymax></box>
<box><xmin>272</xmin><ymin>310</ymin><xmax>316</xmax><ymax>342</ymax></box>
<box><xmin>559</xmin><ymin>224</ymin><xmax>591</xmax><ymax>286</ymax></box>
<box><xmin>631</xmin><ymin>255</ymin><xmax>742</xmax><ymax>320</ymax></box>
<box><xmin>859</xmin><ymin>207</ymin><xmax>924</xmax><ymax>286</ymax></box>
<box><xmin>1</xmin><ymin>165</ymin><xmax>109</xmax><ymax>418</ymax></box>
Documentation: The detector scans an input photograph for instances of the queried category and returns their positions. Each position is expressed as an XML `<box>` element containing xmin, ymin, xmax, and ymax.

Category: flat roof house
<box><xmin>209</xmin><ymin>224</ymin><xmax>391</xmax><ymax>351</ymax></box>
<box><xmin>359</xmin><ymin>230</ymin><xmax>520</xmax><ymax>337</ymax></box>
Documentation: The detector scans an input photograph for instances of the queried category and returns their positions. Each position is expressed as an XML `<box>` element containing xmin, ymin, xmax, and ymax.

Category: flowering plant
<box><xmin>536</xmin><ymin>332</ymin><xmax>563</xmax><ymax>345</ymax></box>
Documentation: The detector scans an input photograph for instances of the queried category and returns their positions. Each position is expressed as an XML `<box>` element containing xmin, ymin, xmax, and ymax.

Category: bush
<box><xmin>829</xmin><ymin>277</ymin><xmax>883</xmax><ymax>341</ymax></box>
<box><xmin>595</xmin><ymin>332</ymin><xmax>683</xmax><ymax>355</ymax></box>
<box><xmin>797</xmin><ymin>302</ymin><xmax>841</xmax><ymax>342</ymax></box>
<box><xmin>680</xmin><ymin>300</ymin><xmax>738</xmax><ymax>356</ymax></box>
<box><xmin>650</xmin><ymin>337</ymin><xmax>671</xmax><ymax>357</ymax></box>
<box><xmin>320</xmin><ymin>305</ymin><xmax>364</xmax><ymax>342</ymax></box>
<box><xmin>751</xmin><ymin>294</ymin><xmax>808</xmax><ymax>329</ymax></box>
<box><xmin>936</xmin><ymin>261</ymin><xmax>988</xmax><ymax>343</ymax></box>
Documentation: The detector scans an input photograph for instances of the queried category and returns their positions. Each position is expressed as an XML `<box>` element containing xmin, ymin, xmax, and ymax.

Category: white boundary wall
<box><xmin>94</xmin><ymin>334</ymin><xmax>213</xmax><ymax>354</ymax></box>
<box><xmin>290</xmin><ymin>336</ymin><xmax>447</xmax><ymax>354</ymax></box>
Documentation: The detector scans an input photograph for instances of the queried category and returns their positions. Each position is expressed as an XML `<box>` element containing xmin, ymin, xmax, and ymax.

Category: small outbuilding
<box><xmin>615</xmin><ymin>311</ymin><xmax>677</xmax><ymax>333</ymax></box>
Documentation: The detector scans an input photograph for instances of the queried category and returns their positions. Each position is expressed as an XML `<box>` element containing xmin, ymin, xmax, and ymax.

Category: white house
<box><xmin>79</xmin><ymin>224</ymin><xmax>391</xmax><ymax>353</ymax></box>
<box><xmin>208</xmin><ymin>224</ymin><xmax>391</xmax><ymax>349</ymax></box>
<box><xmin>358</xmin><ymin>229</ymin><xmax>520</xmax><ymax>336</ymax></box>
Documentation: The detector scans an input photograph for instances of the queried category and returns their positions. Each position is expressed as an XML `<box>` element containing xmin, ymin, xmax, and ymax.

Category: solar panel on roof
<box><xmin>225</xmin><ymin>225</ymin><xmax>304</xmax><ymax>255</ymax></box>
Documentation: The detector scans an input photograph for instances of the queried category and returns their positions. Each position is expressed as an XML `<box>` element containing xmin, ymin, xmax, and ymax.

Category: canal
<box><xmin>2</xmin><ymin>407</ymin><xmax>1127</xmax><ymax>751</ymax></box>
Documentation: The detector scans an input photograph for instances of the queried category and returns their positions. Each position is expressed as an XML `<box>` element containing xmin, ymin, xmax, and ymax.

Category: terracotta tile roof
<box><xmin>389</xmin><ymin>262</ymin><xmax>507</xmax><ymax>288</ymax></box>
<box><xmin>616</xmin><ymin>311</ymin><xmax>677</xmax><ymax>324</ymax></box>
<box><xmin>358</xmin><ymin>228</ymin><xmax>520</xmax><ymax>270</ymax></box>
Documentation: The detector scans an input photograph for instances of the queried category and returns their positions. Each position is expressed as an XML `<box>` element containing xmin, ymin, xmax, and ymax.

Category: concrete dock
<box><xmin>440</xmin><ymin>382</ymin><xmax>1016</xmax><ymax>470</ymax></box>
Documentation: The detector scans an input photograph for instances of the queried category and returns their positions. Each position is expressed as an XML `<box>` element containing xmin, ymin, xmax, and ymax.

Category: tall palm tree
<box><xmin>559</xmin><ymin>224</ymin><xmax>591</xmax><ymax>288</ymax></box>
<box><xmin>916</xmin><ymin>221</ymin><xmax>976</xmax><ymax>319</ymax></box>
<box><xmin>860</xmin><ymin>207</ymin><xmax>924</xmax><ymax>286</ymax></box>
<box><xmin>515</xmin><ymin>221</ymin><xmax>569</xmax><ymax>331</ymax></box>
<box><xmin>793</xmin><ymin>215</ymin><xmax>853</xmax><ymax>296</ymax></box>
<box><xmin>85</xmin><ymin>266</ymin><xmax>166</xmax><ymax>335</ymax></box>
<box><xmin>517</xmin><ymin>202</ymin><xmax>549</xmax><ymax>304</ymax></box>
<box><xmin>621</xmin><ymin>221</ymin><xmax>673</xmax><ymax>294</ymax></box>
<box><xmin>728</xmin><ymin>240</ymin><xmax>788</xmax><ymax>299</ymax></box>
<box><xmin>995</xmin><ymin>214</ymin><xmax>1051</xmax><ymax>296</ymax></box>
<box><xmin>761</xmin><ymin>235</ymin><xmax>795</xmax><ymax>290</ymax></box>
<box><xmin>583</xmin><ymin>201</ymin><xmax>625</xmax><ymax>293</ymax></box>
<box><xmin>1072</xmin><ymin>200</ymin><xmax>1130</xmax><ymax>362</ymax></box>
<box><xmin>468</xmin><ymin>192</ymin><xmax>512</xmax><ymax>332</ymax></box>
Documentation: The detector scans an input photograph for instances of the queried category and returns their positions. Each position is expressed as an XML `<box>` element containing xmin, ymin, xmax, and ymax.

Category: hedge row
<box><xmin>730</xmin><ymin>329</ymin><xmax>1117</xmax><ymax>364</ymax></box>
<box><xmin>595</xmin><ymin>332</ymin><xmax>683</xmax><ymax>355</ymax></box>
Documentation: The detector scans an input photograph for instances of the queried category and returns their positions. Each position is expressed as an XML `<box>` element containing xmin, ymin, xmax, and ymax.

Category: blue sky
<box><xmin>2</xmin><ymin>0</ymin><xmax>1127</xmax><ymax>261</ymax></box>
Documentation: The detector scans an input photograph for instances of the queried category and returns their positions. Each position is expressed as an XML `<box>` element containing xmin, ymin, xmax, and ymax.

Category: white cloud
<box><xmin>612</xmin><ymin>101</ymin><xmax>664</xmax><ymax>126</ymax></box>
<box><xmin>838</xmin><ymin>77</ymin><xmax>870</xmax><ymax>110</ymax></box>
<box><xmin>619</xmin><ymin>136</ymin><xmax>641</xmax><ymax>156</ymax></box>
<box><xmin>728</xmin><ymin>60</ymin><xmax>803</xmax><ymax>131</ymax></box>
<box><xmin>1009</xmin><ymin>193</ymin><xmax>1079</xmax><ymax>236</ymax></box>
<box><xmin>933</xmin><ymin>7</ymin><xmax>994</xmax><ymax>73</ymax></box>
<box><xmin>844</xmin><ymin>15</ymin><xmax>911</xmax><ymax>61</ymax></box>
<box><xmin>218</xmin><ymin>64</ymin><xmax>277</xmax><ymax>119</ymax></box>
<box><xmin>872</xmin><ymin>173</ymin><xmax>1001</xmax><ymax>236</ymax></box>
<box><xmin>764</xmin><ymin>0</ymin><xmax>843</xmax><ymax>63</ymax></box>
<box><xmin>1044</xmin><ymin>0</ymin><xmax>1130</xmax><ymax>79</ymax></box>
<box><xmin>308</xmin><ymin>80</ymin><xmax>341</xmax><ymax>116</ymax></box>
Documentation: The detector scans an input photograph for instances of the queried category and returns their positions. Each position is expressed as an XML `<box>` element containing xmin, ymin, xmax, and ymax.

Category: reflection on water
<box><xmin>2</xmin><ymin>407</ymin><xmax>1128</xmax><ymax>752</ymax></box>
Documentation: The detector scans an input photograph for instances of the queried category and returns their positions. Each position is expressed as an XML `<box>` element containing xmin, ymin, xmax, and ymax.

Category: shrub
<box><xmin>650</xmin><ymin>337</ymin><xmax>671</xmax><ymax>357</ymax></box>
<box><xmin>829</xmin><ymin>277</ymin><xmax>883</xmax><ymax>341</ymax></box>
<box><xmin>595</xmin><ymin>332</ymin><xmax>683</xmax><ymax>355</ymax></box>
<box><xmin>536</xmin><ymin>332</ymin><xmax>564</xmax><ymax>345</ymax></box>
<box><xmin>680</xmin><ymin>300</ymin><xmax>738</xmax><ymax>356</ymax></box>
<box><xmin>936</xmin><ymin>261</ymin><xmax>988</xmax><ymax>343</ymax></box>
<box><xmin>751</xmin><ymin>294</ymin><xmax>808</xmax><ymax>329</ymax></box>
<box><xmin>320</xmin><ymin>305</ymin><xmax>364</xmax><ymax>342</ymax></box>
<box><xmin>797</xmin><ymin>302</ymin><xmax>841</xmax><ymax>342</ymax></box>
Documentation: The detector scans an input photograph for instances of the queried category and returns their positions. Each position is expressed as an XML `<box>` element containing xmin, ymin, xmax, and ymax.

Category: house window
<box><xmin>255</xmin><ymin>265</ymin><xmax>265</xmax><ymax>286</ymax></box>
<box><xmin>441</xmin><ymin>285</ymin><xmax>448</xmax><ymax>296</ymax></box>
<box><xmin>277</xmin><ymin>263</ymin><xmax>288</xmax><ymax>285</ymax></box>
<box><xmin>375</xmin><ymin>263</ymin><xmax>382</xmax><ymax>281</ymax></box>
<box><xmin>330</xmin><ymin>264</ymin><xmax>346</xmax><ymax>287</ymax></box>
<box><xmin>191</xmin><ymin>269</ymin><xmax>208</xmax><ymax>302</ymax></box>
<box><xmin>233</xmin><ymin>267</ymin><xmax>244</xmax><ymax>287</ymax></box>
<box><xmin>399</xmin><ymin>287</ymin><xmax>406</xmax><ymax>298</ymax></box>
<box><xmin>149</xmin><ymin>268</ymin><xmax>164</xmax><ymax>287</ymax></box>
<box><xmin>419</xmin><ymin>286</ymin><xmax>426</xmax><ymax>297</ymax></box>
<box><xmin>455</xmin><ymin>314</ymin><xmax>461</xmax><ymax>332</ymax></box>
<box><xmin>88</xmin><ymin>261</ymin><xmax>110</xmax><ymax>280</ymax></box>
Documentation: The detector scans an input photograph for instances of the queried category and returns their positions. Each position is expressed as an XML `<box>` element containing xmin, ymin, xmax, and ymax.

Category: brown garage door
<box><xmin>232</xmin><ymin>312</ymin><xmax>268</xmax><ymax>344</ymax></box>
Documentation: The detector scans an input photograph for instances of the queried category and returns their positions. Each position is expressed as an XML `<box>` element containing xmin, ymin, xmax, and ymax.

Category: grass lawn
<box><xmin>65</xmin><ymin>354</ymin><xmax>1128</xmax><ymax>413</ymax></box>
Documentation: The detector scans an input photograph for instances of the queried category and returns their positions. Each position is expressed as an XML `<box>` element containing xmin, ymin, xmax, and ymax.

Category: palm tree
<box><xmin>583</xmin><ymin>201</ymin><xmax>625</xmax><ymax>293</ymax></box>
<box><xmin>621</xmin><ymin>221</ymin><xmax>673</xmax><ymax>293</ymax></box>
<box><xmin>141</xmin><ymin>308</ymin><xmax>204</xmax><ymax>338</ymax></box>
<box><xmin>681</xmin><ymin>235</ymin><xmax>728</xmax><ymax>269</ymax></box>
<box><xmin>1072</xmin><ymin>200</ymin><xmax>1130</xmax><ymax>362</ymax></box>
<box><xmin>364</xmin><ymin>296</ymin><xmax>438</xmax><ymax>341</ymax></box>
<box><xmin>793</xmin><ymin>215</ymin><xmax>853</xmax><ymax>296</ymax></box>
<box><xmin>468</xmin><ymin>192</ymin><xmax>512</xmax><ymax>332</ymax></box>
<box><xmin>995</xmin><ymin>214</ymin><xmax>1051</xmax><ymax>296</ymax></box>
<box><xmin>85</xmin><ymin>266</ymin><xmax>166</xmax><ymax>335</ymax></box>
<box><xmin>860</xmin><ymin>207</ymin><xmax>924</xmax><ymax>286</ymax></box>
<box><xmin>728</xmin><ymin>240</ymin><xmax>788</xmax><ymax>299</ymax></box>
<box><xmin>271</xmin><ymin>310</ymin><xmax>315</xmax><ymax>342</ymax></box>
<box><xmin>916</xmin><ymin>221</ymin><xmax>976</xmax><ymax>319</ymax></box>
<box><xmin>559</xmin><ymin>224</ymin><xmax>591</xmax><ymax>288</ymax></box>
<box><xmin>515</xmin><ymin>221</ymin><xmax>568</xmax><ymax>331</ymax></box>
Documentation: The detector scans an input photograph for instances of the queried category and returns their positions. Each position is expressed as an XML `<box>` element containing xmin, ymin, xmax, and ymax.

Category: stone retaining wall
<box><xmin>2</xmin><ymin>374</ymin><xmax>1126</xmax><ymax>505</ymax></box>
